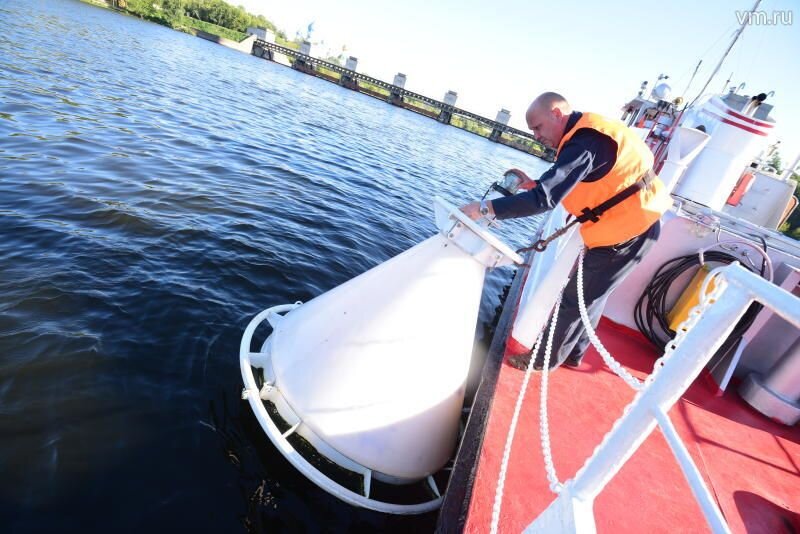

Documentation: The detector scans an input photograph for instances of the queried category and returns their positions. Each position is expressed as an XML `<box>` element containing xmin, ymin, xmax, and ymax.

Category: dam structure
<box><xmin>249</xmin><ymin>33</ymin><xmax>554</xmax><ymax>162</ymax></box>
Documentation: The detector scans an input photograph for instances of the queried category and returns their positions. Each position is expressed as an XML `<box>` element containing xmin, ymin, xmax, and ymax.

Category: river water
<box><xmin>0</xmin><ymin>1</ymin><xmax>549</xmax><ymax>531</ymax></box>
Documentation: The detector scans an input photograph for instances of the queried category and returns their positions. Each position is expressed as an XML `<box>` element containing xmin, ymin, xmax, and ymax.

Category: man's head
<box><xmin>525</xmin><ymin>92</ymin><xmax>572</xmax><ymax>148</ymax></box>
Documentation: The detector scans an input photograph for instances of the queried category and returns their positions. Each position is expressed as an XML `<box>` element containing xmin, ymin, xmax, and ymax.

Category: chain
<box><xmin>569</xmin><ymin>269</ymin><xmax>728</xmax><ymax>487</ymax></box>
<box><xmin>516</xmin><ymin>219</ymin><xmax>580</xmax><ymax>254</ymax></box>
<box><xmin>576</xmin><ymin>248</ymin><xmax>644</xmax><ymax>390</ymax></box>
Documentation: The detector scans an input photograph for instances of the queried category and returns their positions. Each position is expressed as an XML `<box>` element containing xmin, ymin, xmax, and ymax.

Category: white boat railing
<box><xmin>524</xmin><ymin>262</ymin><xmax>800</xmax><ymax>534</ymax></box>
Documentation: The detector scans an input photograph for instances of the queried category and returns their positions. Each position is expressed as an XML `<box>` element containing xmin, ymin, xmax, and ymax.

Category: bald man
<box><xmin>462</xmin><ymin>92</ymin><xmax>671</xmax><ymax>371</ymax></box>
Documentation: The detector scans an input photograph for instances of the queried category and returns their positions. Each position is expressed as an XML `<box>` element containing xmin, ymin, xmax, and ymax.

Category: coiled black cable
<box><xmin>634</xmin><ymin>250</ymin><xmax>766</xmax><ymax>357</ymax></box>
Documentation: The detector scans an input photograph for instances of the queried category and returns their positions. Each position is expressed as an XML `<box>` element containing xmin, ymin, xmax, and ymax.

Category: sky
<box><xmin>238</xmin><ymin>0</ymin><xmax>800</xmax><ymax>165</ymax></box>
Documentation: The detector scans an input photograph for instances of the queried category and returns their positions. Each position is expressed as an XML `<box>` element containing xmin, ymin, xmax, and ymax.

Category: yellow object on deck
<box><xmin>667</xmin><ymin>264</ymin><xmax>717</xmax><ymax>331</ymax></box>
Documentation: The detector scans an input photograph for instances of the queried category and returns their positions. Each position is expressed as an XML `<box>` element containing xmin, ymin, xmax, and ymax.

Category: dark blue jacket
<box><xmin>491</xmin><ymin>111</ymin><xmax>619</xmax><ymax>220</ymax></box>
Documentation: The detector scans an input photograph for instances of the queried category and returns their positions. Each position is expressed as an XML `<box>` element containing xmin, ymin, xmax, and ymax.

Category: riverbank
<box><xmin>79</xmin><ymin>1</ymin><xmax>219</xmax><ymax>38</ymax></box>
<box><xmin>79</xmin><ymin>0</ymin><xmax>281</xmax><ymax>44</ymax></box>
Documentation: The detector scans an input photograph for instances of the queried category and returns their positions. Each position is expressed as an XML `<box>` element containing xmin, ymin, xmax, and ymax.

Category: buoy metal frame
<box><xmin>240</xmin><ymin>303</ymin><xmax>444</xmax><ymax>514</ymax></box>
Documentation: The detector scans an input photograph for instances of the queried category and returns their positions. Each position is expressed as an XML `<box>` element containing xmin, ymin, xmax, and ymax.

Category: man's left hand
<box><xmin>460</xmin><ymin>200</ymin><xmax>494</xmax><ymax>220</ymax></box>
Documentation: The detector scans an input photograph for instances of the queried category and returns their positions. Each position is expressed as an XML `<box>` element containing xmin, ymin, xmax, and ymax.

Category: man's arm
<box><xmin>479</xmin><ymin>130</ymin><xmax>618</xmax><ymax>220</ymax></box>
<box><xmin>490</xmin><ymin>144</ymin><xmax>594</xmax><ymax>220</ymax></box>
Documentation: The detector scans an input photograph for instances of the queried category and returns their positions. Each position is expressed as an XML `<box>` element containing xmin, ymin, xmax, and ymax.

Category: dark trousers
<box><xmin>537</xmin><ymin>221</ymin><xmax>661</xmax><ymax>368</ymax></box>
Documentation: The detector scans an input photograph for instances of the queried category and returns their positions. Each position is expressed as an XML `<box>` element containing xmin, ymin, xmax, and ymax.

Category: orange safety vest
<box><xmin>556</xmin><ymin>112</ymin><xmax>673</xmax><ymax>248</ymax></box>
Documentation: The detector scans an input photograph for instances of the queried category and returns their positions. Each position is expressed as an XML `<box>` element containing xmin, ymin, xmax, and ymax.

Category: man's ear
<box><xmin>551</xmin><ymin>107</ymin><xmax>564</xmax><ymax>121</ymax></box>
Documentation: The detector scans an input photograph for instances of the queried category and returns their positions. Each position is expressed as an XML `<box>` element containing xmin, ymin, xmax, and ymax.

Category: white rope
<box><xmin>570</xmin><ymin>268</ymin><xmax>727</xmax><ymax>483</ymax></box>
<box><xmin>539</xmin><ymin>290</ymin><xmax>566</xmax><ymax>494</ymax></box>
<box><xmin>491</xmin><ymin>246</ymin><xmax>710</xmax><ymax>533</ymax></box>
<box><xmin>490</xmin><ymin>290</ymin><xmax>565</xmax><ymax>534</ymax></box>
<box><xmin>490</xmin><ymin>330</ymin><xmax>544</xmax><ymax>534</ymax></box>
<box><xmin>577</xmin><ymin>248</ymin><xmax>644</xmax><ymax>390</ymax></box>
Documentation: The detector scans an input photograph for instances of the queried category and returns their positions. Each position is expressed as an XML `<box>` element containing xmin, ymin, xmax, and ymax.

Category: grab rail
<box><xmin>524</xmin><ymin>263</ymin><xmax>800</xmax><ymax>533</ymax></box>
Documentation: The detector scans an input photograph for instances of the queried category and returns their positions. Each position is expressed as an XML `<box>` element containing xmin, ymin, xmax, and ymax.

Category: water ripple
<box><xmin>0</xmin><ymin>0</ymin><xmax>549</xmax><ymax>531</ymax></box>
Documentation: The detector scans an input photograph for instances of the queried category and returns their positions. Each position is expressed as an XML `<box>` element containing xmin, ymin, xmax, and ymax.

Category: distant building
<box><xmin>247</xmin><ymin>27</ymin><xmax>275</xmax><ymax>43</ymax></box>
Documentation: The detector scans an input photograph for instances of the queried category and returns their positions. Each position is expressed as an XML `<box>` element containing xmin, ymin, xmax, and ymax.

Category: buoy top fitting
<box><xmin>433</xmin><ymin>197</ymin><xmax>522</xmax><ymax>269</ymax></box>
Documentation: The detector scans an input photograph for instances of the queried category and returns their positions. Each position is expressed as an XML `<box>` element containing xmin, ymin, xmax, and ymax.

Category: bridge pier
<box><xmin>292</xmin><ymin>41</ymin><xmax>315</xmax><ymax>74</ymax></box>
<box><xmin>389</xmin><ymin>73</ymin><xmax>406</xmax><ymax>106</ymax></box>
<box><xmin>249</xmin><ymin>28</ymin><xmax>275</xmax><ymax>60</ymax></box>
<box><xmin>438</xmin><ymin>90</ymin><xmax>458</xmax><ymax>124</ymax></box>
<box><xmin>340</xmin><ymin>56</ymin><xmax>359</xmax><ymax>90</ymax></box>
<box><xmin>252</xmin><ymin>44</ymin><xmax>273</xmax><ymax>60</ymax></box>
<box><xmin>489</xmin><ymin>108</ymin><xmax>511</xmax><ymax>142</ymax></box>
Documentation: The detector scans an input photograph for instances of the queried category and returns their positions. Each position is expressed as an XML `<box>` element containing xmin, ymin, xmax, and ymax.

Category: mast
<box><xmin>681</xmin><ymin>60</ymin><xmax>703</xmax><ymax>99</ymax></box>
<box><xmin>721</xmin><ymin>71</ymin><xmax>734</xmax><ymax>93</ymax></box>
<box><xmin>689</xmin><ymin>0</ymin><xmax>763</xmax><ymax>106</ymax></box>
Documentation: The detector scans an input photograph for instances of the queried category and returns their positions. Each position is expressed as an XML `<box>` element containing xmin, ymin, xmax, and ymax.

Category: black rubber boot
<box><xmin>507</xmin><ymin>353</ymin><xmax>544</xmax><ymax>371</ymax></box>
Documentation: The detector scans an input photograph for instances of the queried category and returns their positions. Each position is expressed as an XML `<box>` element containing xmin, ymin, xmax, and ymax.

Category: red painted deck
<box><xmin>464</xmin><ymin>318</ymin><xmax>800</xmax><ymax>533</ymax></box>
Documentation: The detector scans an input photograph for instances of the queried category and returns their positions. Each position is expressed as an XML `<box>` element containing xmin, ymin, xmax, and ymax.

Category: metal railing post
<box><xmin>568</xmin><ymin>284</ymin><xmax>751</xmax><ymax>507</ymax></box>
<box><xmin>653</xmin><ymin>408</ymin><xmax>729</xmax><ymax>533</ymax></box>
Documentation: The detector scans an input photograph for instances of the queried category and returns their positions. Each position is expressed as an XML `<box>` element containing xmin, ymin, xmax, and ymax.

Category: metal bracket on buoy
<box><xmin>433</xmin><ymin>196</ymin><xmax>522</xmax><ymax>269</ymax></box>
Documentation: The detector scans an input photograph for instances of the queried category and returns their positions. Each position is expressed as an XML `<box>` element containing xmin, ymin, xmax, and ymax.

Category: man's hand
<box><xmin>460</xmin><ymin>202</ymin><xmax>481</xmax><ymax>220</ymax></box>
<box><xmin>505</xmin><ymin>168</ymin><xmax>537</xmax><ymax>191</ymax></box>
<box><xmin>460</xmin><ymin>200</ymin><xmax>494</xmax><ymax>220</ymax></box>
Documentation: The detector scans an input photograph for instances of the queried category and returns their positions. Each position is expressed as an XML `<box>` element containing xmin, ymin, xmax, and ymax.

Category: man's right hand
<box><xmin>505</xmin><ymin>168</ymin><xmax>537</xmax><ymax>191</ymax></box>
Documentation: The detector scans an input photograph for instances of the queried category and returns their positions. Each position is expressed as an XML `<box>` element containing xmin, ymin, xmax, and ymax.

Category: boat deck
<box><xmin>463</xmin><ymin>318</ymin><xmax>800</xmax><ymax>533</ymax></box>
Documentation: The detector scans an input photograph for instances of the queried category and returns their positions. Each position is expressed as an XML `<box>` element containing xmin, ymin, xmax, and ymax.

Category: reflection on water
<box><xmin>0</xmin><ymin>0</ymin><xmax>549</xmax><ymax>531</ymax></box>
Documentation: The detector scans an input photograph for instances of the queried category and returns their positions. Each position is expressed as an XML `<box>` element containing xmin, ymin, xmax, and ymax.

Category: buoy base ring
<box><xmin>239</xmin><ymin>303</ymin><xmax>444</xmax><ymax>514</ymax></box>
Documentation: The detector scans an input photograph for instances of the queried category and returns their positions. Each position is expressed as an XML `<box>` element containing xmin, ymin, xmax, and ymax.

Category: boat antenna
<box><xmin>721</xmin><ymin>71</ymin><xmax>734</xmax><ymax>93</ymax></box>
<box><xmin>681</xmin><ymin>59</ymin><xmax>703</xmax><ymax>99</ymax></box>
<box><xmin>687</xmin><ymin>0</ymin><xmax>763</xmax><ymax>108</ymax></box>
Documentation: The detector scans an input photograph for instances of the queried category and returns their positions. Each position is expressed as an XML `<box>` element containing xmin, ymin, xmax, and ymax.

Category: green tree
<box><xmin>162</xmin><ymin>0</ymin><xmax>184</xmax><ymax>20</ymax></box>
<box><xmin>768</xmin><ymin>152</ymin><xmax>783</xmax><ymax>174</ymax></box>
<box><xmin>114</xmin><ymin>0</ymin><xmax>304</xmax><ymax>48</ymax></box>
<box><xmin>778</xmin><ymin>174</ymin><xmax>800</xmax><ymax>240</ymax></box>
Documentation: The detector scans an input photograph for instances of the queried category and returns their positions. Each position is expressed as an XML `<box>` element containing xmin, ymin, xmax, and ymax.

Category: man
<box><xmin>461</xmin><ymin>92</ymin><xmax>672</xmax><ymax>370</ymax></box>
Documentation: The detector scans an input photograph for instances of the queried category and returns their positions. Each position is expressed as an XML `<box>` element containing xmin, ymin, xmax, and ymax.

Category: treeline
<box><xmin>765</xmin><ymin>153</ymin><xmax>799</xmax><ymax>240</ymax></box>
<box><xmin>779</xmin><ymin>175</ymin><xmax>800</xmax><ymax>239</ymax></box>
<box><xmin>118</xmin><ymin>0</ymin><xmax>287</xmax><ymax>39</ymax></box>
<box><xmin>183</xmin><ymin>0</ymin><xmax>280</xmax><ymax>35</ymax></box>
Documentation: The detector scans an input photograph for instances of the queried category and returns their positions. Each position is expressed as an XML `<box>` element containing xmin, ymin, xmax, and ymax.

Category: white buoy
<box><xmin>240</xmin><ymin>197</ymin><xmax>521</xmax><ymax>513</ymax></box>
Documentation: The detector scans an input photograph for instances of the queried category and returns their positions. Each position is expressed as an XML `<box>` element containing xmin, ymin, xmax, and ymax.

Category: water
<box><xmin>0</xmin><ymin>1</ymin><xmax>550</xmax><ymax>531</ymax></box>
